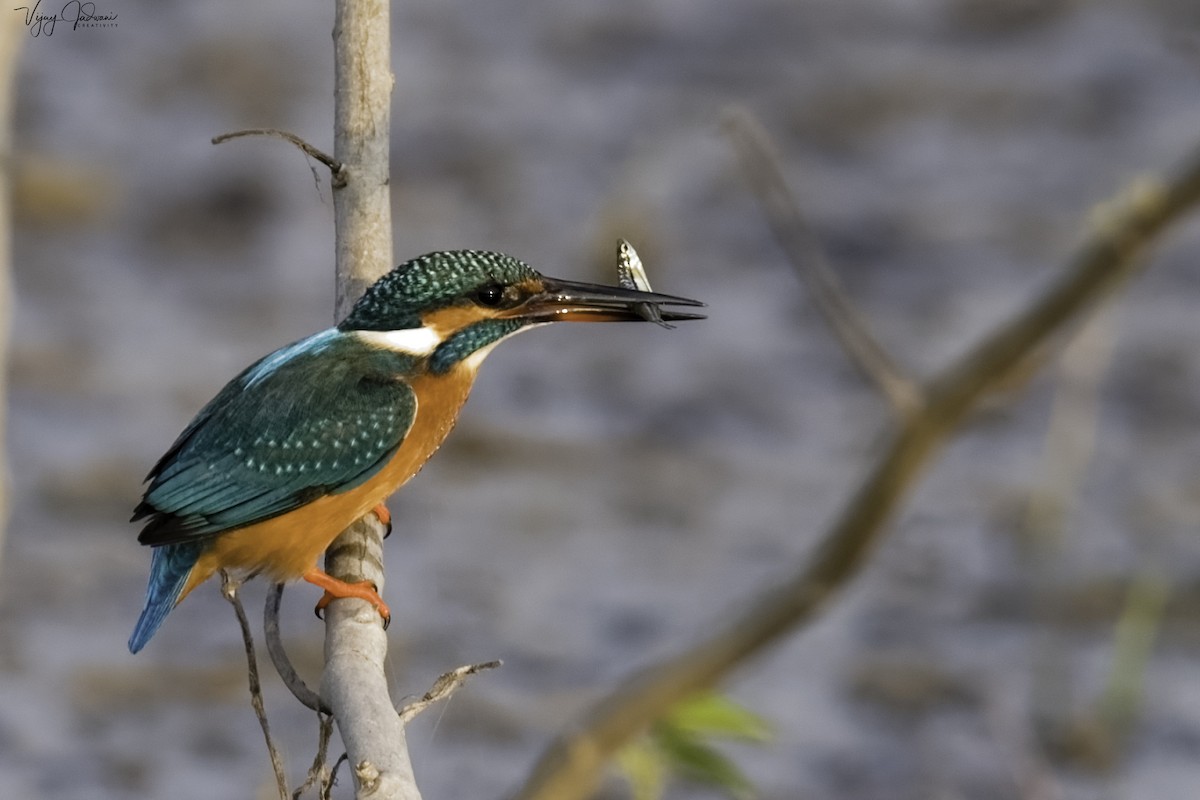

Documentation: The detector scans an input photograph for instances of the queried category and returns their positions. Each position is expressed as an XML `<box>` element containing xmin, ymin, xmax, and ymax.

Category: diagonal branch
<box><xmin>513</xmin><ymin>140</ymin><xmax>1200</xmax><ymax>800</ymax></box>
<box><xmin>724</xmin><ymin>108</ymin><xmax>923</xmax><ymax>418</ymax></box>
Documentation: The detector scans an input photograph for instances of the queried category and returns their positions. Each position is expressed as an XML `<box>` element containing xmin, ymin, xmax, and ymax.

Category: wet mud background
<box><xmin>3</xmin><ymin>1</ymin><xmax>1200</xmax><ymax>798</ymax></box>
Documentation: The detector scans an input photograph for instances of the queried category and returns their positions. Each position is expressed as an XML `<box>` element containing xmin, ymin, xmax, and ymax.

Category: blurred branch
<box><xmin>1022</xmin><ymin>309</ymin><xmax>1116</xmax><ymax>557</ymax></box>
<box><xmin>221</xmin><ymin>572</ymin><xmax>289</xmax><ymax>800</ymax></box>
<box><xmin>514</xmin><ymin>137</ymin><xmax>1200</xmax><ymax>800</ymax></box>
<box><xmin>0</xmin><ymin>9</ymin><xmax>22</xmax><ymax>582</ymax></box>
<box><xmin>724</xmin><ymin>108</ymin><xmax>923</xmax><ymax>418</ymax></box>
<box><xmin>1024</xmin><ymin>310</ymin><xmax>1115</xmax><ymax>759</ymax></box>
<box><xmin>320</xmin><ymin>2</ymin><xmax>417</xmax><ymax>799</ymax></box>
<box><xmin>1097</xmin><ymin>561</ymin><xmax>1170</xmax><ymax>737</ymax></box>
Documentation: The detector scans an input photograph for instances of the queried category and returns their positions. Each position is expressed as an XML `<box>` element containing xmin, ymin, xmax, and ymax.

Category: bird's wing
<box><xmin>134</xmin><ymin>339</ymin><xmax>417</xmax><ymax>546</ymax></box>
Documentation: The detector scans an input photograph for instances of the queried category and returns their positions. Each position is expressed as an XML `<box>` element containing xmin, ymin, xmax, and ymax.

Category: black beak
<box><xmin>517</xmin><ymin>277</ymin><xmax>706</xmax><ymax>324</ymax></box>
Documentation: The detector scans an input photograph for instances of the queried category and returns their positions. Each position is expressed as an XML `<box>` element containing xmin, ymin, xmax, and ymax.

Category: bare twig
<box><xmin>724</xmin><ymin>109</ymin><xmax>923</xmax><ymax>417</ymax></box>
<box><xmin>513</xmin><ymin>141</ymin><xmax>1200</xmax><ymax>800</ymax></box>
<box><xmin>264</xmin><ymin>582</ymin><xmax>331</xmax><ymax>714</ymax></box>
<box><xmin>212</xmin><ymin>128</ymin><xmax>346</xmax><ymax>188</ymax></box>
<box><xmin>291</xmin><ymin>712</ymin><xmax>336</xmax><ymax>800</ymax></box>
<box><xmin>327</xmin><ymin>753</ymin><xmax>350</xmax><ymax>800</ymax></box>
<box><xmin>398</xmin><ymin>661</ymin><xmax>503</xmax><ymax>724</ymax></box>
<box><xmin>220</xmin><ymin>571</ymin><xmax>289</xmax><ymax>800</ymax></box>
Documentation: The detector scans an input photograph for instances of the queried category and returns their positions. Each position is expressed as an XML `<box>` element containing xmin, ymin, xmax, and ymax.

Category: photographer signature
<box><xmin>14</xmin><ymin>0</ymin><xmax>117</xmax><ymax>37</ymax></box>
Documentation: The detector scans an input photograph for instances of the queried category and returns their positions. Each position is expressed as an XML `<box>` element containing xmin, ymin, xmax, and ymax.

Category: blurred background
<box><xmin>3</xmin><ymin>1</ymin><xmax>1200</xmax><ymax>798</ymax></box>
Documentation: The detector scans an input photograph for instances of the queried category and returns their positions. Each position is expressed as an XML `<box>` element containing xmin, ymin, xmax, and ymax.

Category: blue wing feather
<box><xmin>134</xmin><ymin>331</ymin><xmax>418</xmax><ymax>546</ymax></box>
<box><xmin>128</xmin><ymin>541</ymin><xmax>205</xmax><ymax>653</ymax></box>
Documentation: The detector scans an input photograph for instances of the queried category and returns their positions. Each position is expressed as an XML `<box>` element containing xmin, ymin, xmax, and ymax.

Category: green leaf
<box><xmin>653</xmin><ymin>725</ymin><xmax>755</xmax><ymax>800</ymax></box>
<box><xmin>616</xmin><ymin>740</ymin><xmax>669</xmax><ymax>800</ymax></box>
<box><xmin>665</xmin><ymin>692</ymin><xmax>773</xmax><ymax>743</ymax></box>
<box><xmin>613</xmin><ymin>692</ymin><xmax>772</xmax><ymax>800</ymax></box>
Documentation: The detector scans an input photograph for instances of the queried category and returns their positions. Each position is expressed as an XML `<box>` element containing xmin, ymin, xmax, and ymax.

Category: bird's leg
<box><xmin>371</xmin><ymin>502</ymin><xmax>392</xmax><ymax>539</ymax></box>
<box><xmin>303</xmin><ymin>567</ymin><xmax>391</xmax><ymax>628</ymax></box>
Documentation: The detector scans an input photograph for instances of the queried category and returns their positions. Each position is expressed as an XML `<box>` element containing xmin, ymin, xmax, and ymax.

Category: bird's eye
<box><xmin>476</xmin><ymin>284</ymin><xmax>505</xmax><ymax>307</ymax></box>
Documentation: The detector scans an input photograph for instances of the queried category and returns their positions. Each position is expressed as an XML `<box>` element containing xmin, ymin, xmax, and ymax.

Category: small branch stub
<box><xmin>212</xmin><ymin>128</ymin><xmax>347</xmax><ymax>187</ymax></box>
<box><xmin>398</xmin><ymin>660</ymin><xmax>503</xmax><ymax>724</ymax></box>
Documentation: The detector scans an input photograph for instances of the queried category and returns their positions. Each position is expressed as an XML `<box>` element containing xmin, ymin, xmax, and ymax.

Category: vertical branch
<box><xmin>332</xmin><ymin>0</ymin><xmax>394</xmax><ymax>318</ymax></box>
<box><xmin>0</xmin><ymin>11</ymin><xmax>22</xmax><ymax>579</ymax></box>
<box><xmin>322</xmin><ymin>2</ymin><xmax>419</xmax><ymax>799</ymax></box>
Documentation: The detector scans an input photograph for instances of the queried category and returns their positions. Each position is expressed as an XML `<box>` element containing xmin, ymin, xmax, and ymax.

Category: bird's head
<box><xmin>338</xmin><ymin>250</ymin><xmax>704</xmax><ymax>373</ymax></box>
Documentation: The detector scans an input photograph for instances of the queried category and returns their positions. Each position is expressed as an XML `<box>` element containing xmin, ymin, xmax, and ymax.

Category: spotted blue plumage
<box><xmin>132</xmin><ymin>332</ymin><xmax>418</xmax><ymax>546</ymax></box>
<box><xmin>130</xmin><ymin>247</ymin><xmax>705</xmax><ymax>653</ymax></box>
<box><xmin>339</xmin><ymin>250</ymin><xmax>538</xmax><ymax>331</ymax></box>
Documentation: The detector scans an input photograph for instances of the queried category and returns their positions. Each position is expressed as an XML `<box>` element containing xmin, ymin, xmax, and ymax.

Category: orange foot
<box><xmin>303</xmin><ymin>567</ymin><xmax>391</xmax><ymax>629</ymax></box>
<box><xmin>371</xmin><ymin>502</ymin><xmax>392</xmax><ymax>539</ymax></box>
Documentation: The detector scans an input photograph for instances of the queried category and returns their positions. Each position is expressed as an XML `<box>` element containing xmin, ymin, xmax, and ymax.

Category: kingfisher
<box><xmin>129</xmin><ymin>249</ymin><xmax>703</xmax><ymax>653</ymax></box>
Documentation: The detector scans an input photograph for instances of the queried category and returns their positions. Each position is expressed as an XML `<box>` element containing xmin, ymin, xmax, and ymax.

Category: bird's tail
<box><xmin>129</xmin><ymin>541</ymin><xmax>204</xmax><ymax>653</ymax></box>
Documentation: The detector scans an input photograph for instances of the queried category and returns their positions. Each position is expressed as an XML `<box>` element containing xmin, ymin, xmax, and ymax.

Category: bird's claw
<box><xmin>371</xmin><ymin>502</ymin><xmax>393</xmax><ymax>540</ymax></box>
<box><xmin>304</xmin><ymin>568</ymin><xmax>391</xmax><ymax>628</ymax></box>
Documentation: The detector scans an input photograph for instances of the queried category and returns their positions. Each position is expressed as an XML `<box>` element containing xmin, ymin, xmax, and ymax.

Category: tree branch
<box><xmin>331</xmin><ymin>0</ymin><xmax>394</xmax><ymax>320</ymax></box>
<box><xmin>212</xmin><ymin>128</ymin><xmax>345</xmax><ymax>186</ymax></box>
<box><xmin>398</xmin><ymin>661</ymin><xmax>503</xmax><ymax>725</ymax></box>
<box><xmin>291</xmin><ymin>711</ymin><xmax>336</xmax><ymax>800</ymax></box>
<box><xmin>264</xmin><ymin>582</ymin><xmax>331</xmax><ymax>714</ymax></box>
<box><xmin>321</xmin><ymin>5</ymin><xmax>408</xmax><ymax>796</ymax></box>
<box><xmin>513</xmin><ymin>140</ymin><xmax>1200</xmax><ymax>800</ymax></box>
<box><xmin>724</xmin><ymin>108</ymin><xmax>923</xmax><ymax>418</ymax></box>
<box><xmin>221</xmin><ymin>572</ymin><xmax>289</xmax><ymax>800</ymax></box>
<box><xmin>321</xmin><ymin>516</ymin><xmax>420</xmax><ymax>799</ymax></box>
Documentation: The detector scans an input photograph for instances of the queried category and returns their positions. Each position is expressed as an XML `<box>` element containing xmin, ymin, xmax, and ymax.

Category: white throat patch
<box><xmin>355</xmin><ymin>327</ymin><xmax>443</xmax><ymax>356</ymax></box>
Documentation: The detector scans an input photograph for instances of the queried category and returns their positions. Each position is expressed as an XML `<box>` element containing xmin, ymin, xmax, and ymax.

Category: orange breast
<box><xmin>178</xmin><ymin>364</ymin><xmax>478</xmax><ymax>601</ymax></box>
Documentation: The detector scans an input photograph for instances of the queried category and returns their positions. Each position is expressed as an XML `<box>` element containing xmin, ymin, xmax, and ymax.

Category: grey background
<box><xmin>4</xmin><ymin>1</ymin><xmax>1200</xmax><ymax>798</ymax></box>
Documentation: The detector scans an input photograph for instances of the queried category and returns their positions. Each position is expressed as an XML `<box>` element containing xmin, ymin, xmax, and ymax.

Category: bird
<box><xmin>129</xmin><ymin>249</ymin><xmax>704</xmax><ymax>652</ymax></box>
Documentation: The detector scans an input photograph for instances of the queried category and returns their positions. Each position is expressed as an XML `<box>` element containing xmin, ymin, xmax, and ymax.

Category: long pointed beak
<box><xmin>517</xmin><ymin>277</ymin><xmax>706</xmax><ymax>324</ymax></box>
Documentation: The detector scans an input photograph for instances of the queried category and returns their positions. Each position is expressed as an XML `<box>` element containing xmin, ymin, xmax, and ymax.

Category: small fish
<box><xmin>616</xmin><ymin>239</ymin><xmax>673</xmax><ymax>329</ymax></box>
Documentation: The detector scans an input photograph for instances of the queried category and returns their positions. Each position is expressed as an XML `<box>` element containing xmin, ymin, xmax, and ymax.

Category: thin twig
<box><xmin>327</xmin><ymin>753</ymin><xmax>350</xmax><ymax>800</ymax></box>
<box><xmin>292</xmin><ymin>712</ymin><xmax>336</xmax><ymax>800</ymax></box>
<box><xmin>212</xmin><ymin>128</ymin><xmax>346</xmax><ymax>187</ymax></box>
<box><xmin>398</xmin><ymin>661</ymin><xmax>502</xmax><ymax>724</ymax></box>
<box><xmin>220</xmin><ymin>571</ymin><xmax>289</xmax><ymax>800</ymax></box>
<box><xmin>724</xmin><ymin>108</ymin><xmax>923</xmax><ymax>417</ymax></box>
<box><xmin>513</xmin><ymin>140</ymin><xmax>1200</xmax><ymax>800</ymax></box>
<box><xmin>265</xmin><ymin>582</ymin><xmax>332</xmax><ymax>714</ymax></box>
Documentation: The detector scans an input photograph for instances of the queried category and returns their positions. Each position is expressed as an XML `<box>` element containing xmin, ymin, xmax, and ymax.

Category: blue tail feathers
<box><xmin>129</xmin><ymin>541</ymin><xmax>204</xmax><ymax>653</ymax></box>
